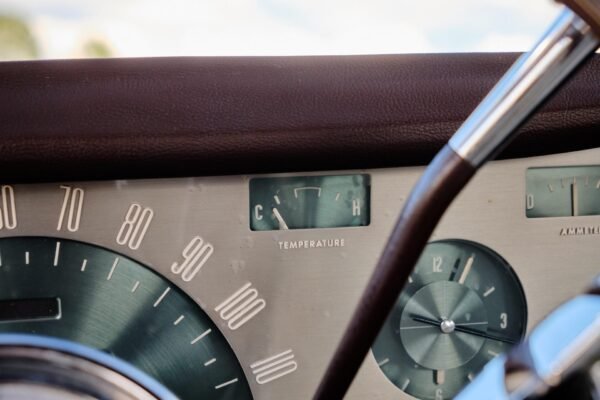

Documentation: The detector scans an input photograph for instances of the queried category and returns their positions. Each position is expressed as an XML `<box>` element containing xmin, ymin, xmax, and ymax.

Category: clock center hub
<box><xmin>440</xmin><ymin>319</ymin><xmax>456</xmax><ymax>334</ymax></box>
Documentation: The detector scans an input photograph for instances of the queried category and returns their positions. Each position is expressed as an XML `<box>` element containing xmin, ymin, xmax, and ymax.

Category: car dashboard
<box><xmin>0</xmin><ymin>53</ymin><xmax>599</xmax><ymax>400</ymax></box>
<box><xmin>0</xmin><ymin>146</ymin><xmax>596</xmax><ymax>399</ymax></box>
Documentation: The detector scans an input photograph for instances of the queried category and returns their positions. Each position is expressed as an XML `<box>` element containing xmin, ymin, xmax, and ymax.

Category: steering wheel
<box><xmin>314</xmin><ymin>1</ymin><xmax>600</xmax><ymax>399</ymax></box>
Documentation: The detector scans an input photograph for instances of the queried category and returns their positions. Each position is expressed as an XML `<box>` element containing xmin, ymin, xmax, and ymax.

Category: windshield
<box><xmin>0</xmin><ymin>0</ymin><xmax>560</xmax><ymax>60</ymax></box>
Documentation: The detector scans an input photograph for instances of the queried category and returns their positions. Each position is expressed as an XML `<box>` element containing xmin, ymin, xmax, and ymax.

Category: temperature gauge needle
<box><xmin>272</xmin><ymin>207</ymin><xmax>289</xmax><ymax>230</ymax></box>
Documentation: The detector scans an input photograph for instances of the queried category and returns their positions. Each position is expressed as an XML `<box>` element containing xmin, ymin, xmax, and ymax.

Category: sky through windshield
<box><xmin>0</xmin><ymin>0</ymin><xmax>561</xmax><ymax>60</ymax></box>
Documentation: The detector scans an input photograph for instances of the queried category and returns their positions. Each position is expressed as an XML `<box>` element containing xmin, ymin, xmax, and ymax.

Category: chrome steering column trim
<box><xmin>449</xmin><ymin>7</ymin><xmax>600</xmax><ymax>168</ymax></box>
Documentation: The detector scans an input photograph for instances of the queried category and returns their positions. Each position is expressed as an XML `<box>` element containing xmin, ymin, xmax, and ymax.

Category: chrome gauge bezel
<box><xmin>0</xmin><ymin>148</ymin><xmax>596</xmax><ymax>399</ymax></box>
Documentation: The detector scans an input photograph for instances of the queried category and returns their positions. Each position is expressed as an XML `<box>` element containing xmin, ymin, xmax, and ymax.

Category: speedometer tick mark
<box><xmin>173</xmin><ymin>315</ymin><xmax>185</xmax><ymax>325</ymax></box>
<box><xmin>204</xmin><ymin>358</ymin><xmax>216</xmax><ymax>366</ymax></box>
<box><xmin>153</xmin><ymin>287</ymin><xmax>171</xmax><ymax>307</ymax></box>
<box><xmin>80</xmin><ymin>259</ymin><xmax>87</xmax><ymax>272</ymax></box>
<box><xmin>274</xmin><ymin>195</ymin><xmax>281</xmax><ymax>205</ymax></box>
<box><xmin>191</xmin><ymin>329</ymin><xmax>212</xmax><ymax>344</ymax></box>
<box><xmin>107</xmin><ymin>257</ymin><xmax>119</xmax><ymax>280</ymax></box>
<box><xmin>215</xmin><ymin>378</ymin><xmax>238</xmax><ymax>389</ymax></box>
<box><xmin>53</xmin><ymin>242</ymin><xmax>61</xmax><ymax>266</ymax></box>
<box><xmin>25</xmin><ymin>251</ymin><xmax>30</xmax><ymax>265</ymax></box>
<box><xmin>131</xmin><ymin>281</ymin><xmax>140</xmax><ymax>293</ymax></box>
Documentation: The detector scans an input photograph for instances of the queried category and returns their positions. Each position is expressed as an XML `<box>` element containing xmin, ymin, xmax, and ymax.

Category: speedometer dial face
<box><xmin>0</xmin><ymin>237</ymin><xmax>252</xmax><ymax>400</ymax></box>
<box><xmin>372</xmin><ymin>240</ymin><xmax>527</xmax><ymax>400</ymax></box>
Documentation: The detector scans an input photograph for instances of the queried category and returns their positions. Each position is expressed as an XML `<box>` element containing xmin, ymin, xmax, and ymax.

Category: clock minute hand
<box><xmin>410</xmin><ymin>315</ymin><xmax>517</xmax><ymax>345</ymax></box>
<box><xmin>453</xmin><ymin>325</ymin><xmax>518</xmax><ymax>345</ymax></box>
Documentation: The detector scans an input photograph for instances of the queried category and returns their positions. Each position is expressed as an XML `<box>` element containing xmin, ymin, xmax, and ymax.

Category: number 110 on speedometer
<box><xmin>249</xmin><ymin>174</ymin><xmax>370</xmax><ymax>231</ymax></box>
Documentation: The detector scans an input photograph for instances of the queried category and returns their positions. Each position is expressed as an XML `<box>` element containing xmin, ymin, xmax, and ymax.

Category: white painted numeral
<box><xmin>215</xmin><ymin>282</ymin><xmax>266</xmax><ymax>330</ymax></box>
<box><xmin>432</xmin><ymin>256</ymin><xmax>443</xmax><ymax>272</ymax></box>
<box><xmin>171</xmin><ymin>236</ymin><xmax>214</xmax><ymax>282</ymax></box>
<box><xmin>500</xmin><ymin>312</ymin><xmax>508</xmax><ymax>329</ymax></box>
<box><xmin>435</xmin><ymin>388</ymin><xmax>443</xmax><ymax>400</ymax></box>
<box><xmin>57</xmin><ymin>185</ymin><xmax>84</xmax><ymax>232</ymax></box>
<box><xmin>250</xmin><ymin>349</ymin><xmax>298</xmax><ymax>385</ymax></box>
<box><xmin>0</xmin><ymin>185</ymin><xmax>17</xmax><ymax>230</ymax></box>
<box><xmin>116</xmin><ymin>203</ymin><xmax>154</xmax><ymax>250</ymax></box>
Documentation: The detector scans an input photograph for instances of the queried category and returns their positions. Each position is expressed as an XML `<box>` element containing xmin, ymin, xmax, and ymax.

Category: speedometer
<box><xmin>0</xmin><ymin>237</ymin><xmax>252</xmax><ymax>400</ymax></box>
<box><xmin>0</xmin><ymin>180</ymin><xmax>310</xmax><ymax>399</ymax></box>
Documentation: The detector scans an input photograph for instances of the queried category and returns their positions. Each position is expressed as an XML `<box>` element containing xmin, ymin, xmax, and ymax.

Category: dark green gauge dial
<box><xmin>249</xmin><ymin>174</ymin><xmax>370</xmax><ymax>230</ymax></box>
<box><xmin>0</xmin><ymin>237</ymin><xmax>252</xmax><ymax>400</ymax></box>
<box><xmin>526</xmin><ymin>166</ymin><xmax>600</xmax><ymax>218</ymax></box>
<box><xmin>373</xmin><ymin>240</ymin><xmax>527</xmax><ymax>400</ymax></box>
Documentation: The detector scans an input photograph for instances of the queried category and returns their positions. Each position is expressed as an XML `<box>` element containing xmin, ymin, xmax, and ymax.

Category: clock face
<box><xmin>372</xmin><ymin>240</ymin><xmax>527</xmax><ymax>400</ymax></box>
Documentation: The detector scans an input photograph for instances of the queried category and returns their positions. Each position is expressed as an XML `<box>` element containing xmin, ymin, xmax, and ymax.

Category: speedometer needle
<box><xmin>410</xmin><ymin>315</ymin><xmax>517</xmax><ymax>345</ymax></box>
<box><xmin>272</xmin><ymin>207</ymin><xmax>289</xmax><ymax>230</ymax></box>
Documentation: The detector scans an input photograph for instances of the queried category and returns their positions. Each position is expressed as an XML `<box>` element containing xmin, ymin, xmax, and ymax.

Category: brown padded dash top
<box><xmin>1</xmin><ymin>53</ymin><xmax>600</xmax><ymax>182</ymax></box>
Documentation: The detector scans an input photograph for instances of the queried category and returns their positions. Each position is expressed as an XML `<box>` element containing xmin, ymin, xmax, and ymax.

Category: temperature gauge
<box><xmin>526</xmin><ymin>165</ymin><xmax>600</xmax><ymax>218</ymax></box>
<box><xmin>249</xmin><ymin>174</ymin><xmax>370</xmax><ymax>230</ymax></box>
